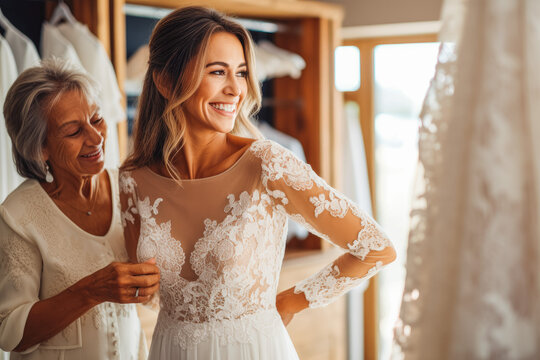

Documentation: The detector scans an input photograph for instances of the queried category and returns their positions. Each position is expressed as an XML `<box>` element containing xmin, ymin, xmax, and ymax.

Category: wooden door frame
<box><xmin>343</xmin><ymin>33</ymin><xmax>437</xmax><ymax>360</ymax></box>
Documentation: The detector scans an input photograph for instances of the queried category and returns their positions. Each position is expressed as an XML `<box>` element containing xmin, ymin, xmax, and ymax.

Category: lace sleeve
<box><xmin>253</xmin><ymin>140</ymin><xmax>396</xmax><ymax>308</ymax></box>
<box><xmin>119</xmin><ymin>171</ymin><xmax>141</xmax><ymax>263</ymax></box>
<box><xmin>119</xmin><ymin>171</ymin><xmax>160</xmax><ymax>310</ymax></box>
<box><xmin>0</xmin><ymin>208</ymin><xmax>42</xmax><ymax>352</ymax></box>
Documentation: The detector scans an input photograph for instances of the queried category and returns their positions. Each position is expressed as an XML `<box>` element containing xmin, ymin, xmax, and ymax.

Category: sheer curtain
<box><xmin>393</xmin><ymin>0</ymin><xmax>540</xmax><ymax>359</ymax></box>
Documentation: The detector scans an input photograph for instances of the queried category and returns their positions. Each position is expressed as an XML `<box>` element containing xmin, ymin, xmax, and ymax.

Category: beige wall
<box><xmin>323</xmin><ymin>0</ymin><xmax>443</xmax><ymax>27</ymax></box>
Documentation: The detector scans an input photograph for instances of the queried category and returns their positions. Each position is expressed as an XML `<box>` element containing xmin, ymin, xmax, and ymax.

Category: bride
<box><xmin>119</xmin><ymin>6</ymin><xmax>396</xmax><ymax>359</ymax></box>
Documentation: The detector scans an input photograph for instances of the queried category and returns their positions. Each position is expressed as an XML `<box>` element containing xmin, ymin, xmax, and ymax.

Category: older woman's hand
<box><xmin>70</xmin><ymin>258</ymin><xmax>160</xmax><ymax>305</ymax></box>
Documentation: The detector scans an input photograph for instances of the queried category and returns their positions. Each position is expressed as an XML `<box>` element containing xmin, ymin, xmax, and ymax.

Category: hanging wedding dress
<box><xmin>0</xmin><ymin>9</ymin><xmax>40</xmax><ymax>74</ymax></box>
<box><xmin>394</xmin><ymin>0</ymin><xmax>540</xmax><ymax>359</ymax></box>
<box><xmin>120</xmin><ymin>139</ymin><xmax>396</xmax><ymax>360</ymax></box>
<box><xmin>0</xmin><ymin>35</ymin><xmax>20</xmax><ymax>203</ymax></box>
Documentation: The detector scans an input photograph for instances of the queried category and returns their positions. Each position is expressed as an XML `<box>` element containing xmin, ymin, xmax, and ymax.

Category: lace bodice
<box><xmin>120</xmin><ymin>139</ymin><xmax>395</xmax><ymax>348</ymax></box>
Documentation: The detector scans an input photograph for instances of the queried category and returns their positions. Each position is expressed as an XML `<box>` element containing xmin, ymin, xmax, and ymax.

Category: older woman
<box><xmin>120</xmin><ymin>6</ymin><xmax>396</xmax><ymax>360</ymax></box>
<box><xmin>0</xmin><ymin>59</ymin><xmax>159</xmax><ymax>360</ymax></box>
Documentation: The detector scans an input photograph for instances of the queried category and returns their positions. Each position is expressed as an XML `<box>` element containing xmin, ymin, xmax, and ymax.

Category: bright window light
<box><xmin>374</xmin><ymin>42</ymin><xmax>439</xmax><ymax>360</ymax></box>
<box><xmin>335</xmin><ymin>46</ymin><xmax>360</xmax><ymax>92</ymax></box>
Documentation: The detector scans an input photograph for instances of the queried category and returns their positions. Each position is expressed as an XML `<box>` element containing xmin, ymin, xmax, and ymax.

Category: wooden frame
<box><xmin>342</xmin><ymin>34</ymin><xmax>438</xmax><ymax>360</ymax></box>
<box><xmin>126</xmin><ymin>0</ymin><xmax>342</xmax><ymax>19</ymax></box>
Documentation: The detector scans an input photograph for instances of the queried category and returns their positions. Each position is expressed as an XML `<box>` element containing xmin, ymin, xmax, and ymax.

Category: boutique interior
<box><xmin>0</xmin><ymin>0</ymin><xmax>441</xmax><ymax>360</ymax></box>
<box><xmin>3</xmin><ymin>0</ymin><xmax>538</xmax><ymax>359</ymax></box>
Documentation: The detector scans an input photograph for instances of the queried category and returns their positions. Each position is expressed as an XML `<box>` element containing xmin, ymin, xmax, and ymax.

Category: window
<box><xmin>335</xmin><ymin>46</ymin><xmax>361</xmax><ymax>92</ymax></box>
<box><xmin>373</xmin><ymin>42</ymin><xmax>439</xmax><ymax>360</ymax></box>
<box><xmin>343</xmin><ymin>35</ymin><xmax>439</xmax><ymax>360</ymax></box>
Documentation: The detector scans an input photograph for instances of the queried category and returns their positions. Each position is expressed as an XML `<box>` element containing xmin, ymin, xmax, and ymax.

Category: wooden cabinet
<box><xmin>110</xmin><ymin>0</ymin><xmax>344</xmax><ymax>195</ymax></box>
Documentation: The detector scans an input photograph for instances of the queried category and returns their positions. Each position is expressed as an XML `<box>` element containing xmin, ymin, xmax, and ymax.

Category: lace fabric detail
<box><xmin>12</xmin><ymin>186</ymin><xmax>86</xmax><ymax>296</ymax></box>
<box><xmin>120</xmin><ymin>171</ymin><xmax>288</xmax><ymax>348</ymax></box>
<box><xmin>347</xmin><ymin>215</ymin><xmax>391</xmax><ymax>261</ymax></box>
<box><xmin>1</xmin><ymin>184</ymin><xmax>121</xmax><ymax>297</ymax></box>
<box><xmin>120</xmin><ymin>140</ymin><xmax>393</xmax><ymax>347</ymax></box>
<box><xmin>294</xmin><ymin>261</ymin><xmax>384</xmax><ymax>308</ymax></box>
<box><xmin>251</xmin><ymin>140</ymin><xmax>394</xmax><ymax>308</ymax></box>
<box><xmin>0</xmin><ymin>230</ymin><xmax>41</xmax><ymax>292</ymax></box>
<box><xmin>393</xmin><ymin>1</ymin><xmax>540</xmax><ymax>358</ymax></box>
<box><xmin>119</xmin><ymin>171</ymin><xmax>138</xmax><ymax>227</ymax></box>
<box><xmin>310</xmin><ymin>192</ymin><xmax>349</xmax><ymax>218</ymax></box>
<box><xmin>252</xmin><ymin>140</ymin><xmax>315</xmax><ymax>192</ymax></box>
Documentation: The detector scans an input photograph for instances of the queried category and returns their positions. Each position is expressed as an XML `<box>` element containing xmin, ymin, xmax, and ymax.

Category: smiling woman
<box><xmin>0</xmin><ymin>58</ymin><xmax>160</xmax><ymax>360</ymax></box>
<box><xmin>122</xmin><ymin>6</ymin><xmax>262</xmax><ymax>183</ymax></box>
<box><xmin>181</xmin><ymin>32</ymin><xmax>249</xmax><ymax>139</ymax></box>
<box><xmin>119</xmin><ymin>6</ymin><xmax>395</xmax><ymax>360</ymax></box>
<box><xmin>44</xmin><ymin>90</ymin><xmax>107</xmax><ymax>191</ymax></box>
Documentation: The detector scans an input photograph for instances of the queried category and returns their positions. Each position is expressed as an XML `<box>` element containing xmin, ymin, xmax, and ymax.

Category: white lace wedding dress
<box><xmin>393</xmin><ymin>0</ymin><xmax>540</xmax><ymax>359</ymax></box>
<box><xmin>120</xmin><ymin>139</ymin><xmax>395</xmax><ymax>359</ymax></box>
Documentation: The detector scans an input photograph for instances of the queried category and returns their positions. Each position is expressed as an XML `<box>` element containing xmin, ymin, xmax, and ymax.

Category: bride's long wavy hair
<box><xmin>122</xmin><ymin>6</ymin><xmax>262</xmax><ymax>181</ymax></box>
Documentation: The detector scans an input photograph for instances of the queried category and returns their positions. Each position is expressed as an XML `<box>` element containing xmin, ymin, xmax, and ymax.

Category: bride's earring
<box><xmin>45</xmin><ymin>164</ymin><xmax>54</xmax><ymax>183</ymax></box>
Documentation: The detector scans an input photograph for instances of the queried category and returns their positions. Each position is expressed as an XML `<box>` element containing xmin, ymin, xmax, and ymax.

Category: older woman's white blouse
<box><xmin>0</xmin><ymin>169</ymin><xmax>147</xmax><ymax>360</ymax></box>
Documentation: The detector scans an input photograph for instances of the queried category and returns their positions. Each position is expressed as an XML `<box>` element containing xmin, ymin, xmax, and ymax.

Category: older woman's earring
<box><xmin>45</xmin><ymin>164</ymin><xmax>54</xmax><ymax>183</ymax></box>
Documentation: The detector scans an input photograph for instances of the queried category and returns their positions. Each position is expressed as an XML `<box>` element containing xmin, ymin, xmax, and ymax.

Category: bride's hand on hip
<box><xmin>70</xmin><ymin>258</ymin><xmax>160</xmax><ymax>305</ymax></box>
<box><xmin>276</xmin><ymin>287</ymin><xmax>310</xmax><ymax>326</ymax></box>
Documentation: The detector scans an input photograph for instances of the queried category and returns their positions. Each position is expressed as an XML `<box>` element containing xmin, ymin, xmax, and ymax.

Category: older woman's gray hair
<box><xmin>3</xmin><ymin>58</ymin><xmax>101</xmax><ymax>181</ymax></box>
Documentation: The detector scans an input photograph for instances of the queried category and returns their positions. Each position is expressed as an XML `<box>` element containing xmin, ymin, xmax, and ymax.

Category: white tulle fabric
<box><xmin>120</xmin><ymin>140</ymin><xmax>394</xmax><ymax>359</ymax></box>
<box><xmin>393</xmin><ymin>0</ymin><xmax>540</xmax><ymax>359</ymax></box>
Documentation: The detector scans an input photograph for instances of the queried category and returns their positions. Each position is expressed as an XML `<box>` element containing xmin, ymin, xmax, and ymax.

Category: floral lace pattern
<box><xmin>0</xmin><ymin>231</ymin><xmax>40</xmax><ymax>293</ymax></box>
<box><xmin>252</xmin><ymin>140</ymin><xmax>393</xmax><ymax>308</ymax></box>
<box><xmin>120</xmin><ymin>140</ymin><xmax>393</xmax><ymax>348</ymax></box>
<box><xmin>347</xmin><ymin>216</ymin><xmax>391</xmax><ymax>261</ymax></box>
<box><xmin>393</xmin><ymin>1</ymin><xmax>540</xmax><ymax>358</ymax></box>
<box><xmin>310</xmin><ymin>192</ymin><xmax>349</xmax><ymax>218</ymax></box>
<box><xmin>120</xmin><ymin>171</ymin><xmax>288</xmax><ymax>348</ymax></box>
<box><xmin>294</xmin><ymin>261</ymin><xmax>384</xmax><ymax>308</ymax></box>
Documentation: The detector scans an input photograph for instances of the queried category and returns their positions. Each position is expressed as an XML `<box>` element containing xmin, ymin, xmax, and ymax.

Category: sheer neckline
<box><xmin>143</xmin><ymin>139</ymin><xmax>262</xmax><ymax>183</ymax></box>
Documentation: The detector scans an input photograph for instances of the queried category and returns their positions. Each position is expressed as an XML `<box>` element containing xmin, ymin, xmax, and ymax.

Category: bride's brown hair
<box><xmin>122</xmin><ymin>6</ymin><xmax>262</xmax><ymax>181</ymax></box>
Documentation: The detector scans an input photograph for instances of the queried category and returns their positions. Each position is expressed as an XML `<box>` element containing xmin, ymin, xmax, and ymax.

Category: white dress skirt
<box><xmin>147</xmin><ymin>310</ymin><xmax>299</xmax><ymax>360</ymax></box>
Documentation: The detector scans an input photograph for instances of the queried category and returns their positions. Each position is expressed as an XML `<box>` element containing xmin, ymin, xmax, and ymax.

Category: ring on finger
<box><xmin>135</xmin><ymin>287</ymin><xmax>140</xmax><ymax>297</ymax></box>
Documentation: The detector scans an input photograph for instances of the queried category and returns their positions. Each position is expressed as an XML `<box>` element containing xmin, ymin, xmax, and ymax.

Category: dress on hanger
<box><xmin>40</xmin><ymin>22</ymin><xmax>83</xmax><ymax>70</ymax></box>
<box><xmin>253</xmin><ymin>41</ymin><xmax>305</xmax><ymax>81</ymax></box>
<box><xmin>0</xmin><ymin>35</ymin><xmax>22</xmax><ymax>203</ymax></box>
<box><xmin>120</xmin><ymin>139</ymin><xmax>395</xmax><ymax>360</ymax></box>
<box><xmin>0</xmin><ymin>10</ymin><xmax>40</xmax><ymax>74</ymax></box>
<box><xmin>393</xmin><ymin>0</ymin><xmax>540</xmax><ymax>358</ymax></box>
<box><xmin>342</xmin><ymin>102</ymin><xmax>372</xmax><ymax>214</ymax></box>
